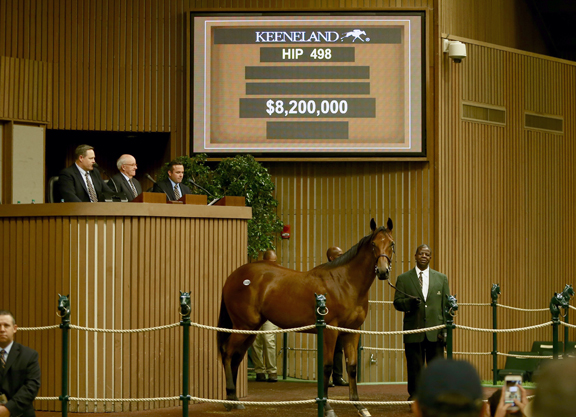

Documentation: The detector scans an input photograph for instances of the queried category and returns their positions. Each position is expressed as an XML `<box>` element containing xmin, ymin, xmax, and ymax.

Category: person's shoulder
<box><xmin>59</xmin><ymin>164</ymin><xmax>76</xmax><ymax>175</ymax></box>
<box><xmin>397</xmin><ymin>268</ymin><xmax>415</xmax><ymax>279</ymax></box>
<box><xmin>14</xmin><ymin>342</ymin><xmax>39</xmax><ymax>358</ymax></box>
<box><xmin>430</xmin><ymin>269</ymin><xmax>448</xmax><ymax>280</ymax></box>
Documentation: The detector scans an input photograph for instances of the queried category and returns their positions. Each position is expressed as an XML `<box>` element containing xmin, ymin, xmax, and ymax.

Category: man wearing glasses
<box><xmin>110</xmin><ymin>154</ymin><xmax>142</xmax><ymax>202</ymax></box>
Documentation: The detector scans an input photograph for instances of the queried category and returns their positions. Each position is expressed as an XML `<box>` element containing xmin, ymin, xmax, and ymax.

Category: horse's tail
<box><xmin>217</xmin><ymin>295</ymin><xmax>232</xmax><ymax>358</ymax></box>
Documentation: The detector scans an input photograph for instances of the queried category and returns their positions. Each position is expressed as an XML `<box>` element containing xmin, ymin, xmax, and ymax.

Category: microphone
<box><xmin>145</xmin><ymin>173</ymin><xmax>172</xmax><ymax>200</ymax></box>
<box><xmin>93</xmin><ymin>163</ymin><xmax>118</xmax><ymax>192</ymax></box>
<box><xmin>187</xmin><ymin>178</ymin><xmax>221</xmax><ymax>206</ymax></box>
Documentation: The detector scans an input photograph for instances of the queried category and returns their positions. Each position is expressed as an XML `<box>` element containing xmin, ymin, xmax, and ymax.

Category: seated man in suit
<box><xmin>58</xmin><ymin>144</ymin><xmax>112</xmax><ymax>202</ymax></box>
<box><xmin>110</xmin><ymin>154</ymin><xmax>142</xmax><ymax>201</ymax></box>
<box><xmin>0</xmin><ymin>310</ymin><xmax>41</xmax><ymax>417</ymax></box>
<box><xmin>152</xmin><ymin>160</ymin><xmax>191</xmax><ymax>201</ymax></box>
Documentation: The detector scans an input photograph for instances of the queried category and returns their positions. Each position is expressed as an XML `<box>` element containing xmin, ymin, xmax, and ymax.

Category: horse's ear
<box><xmin>387</xmin><ymin>218</ymin><xmax>393</xmax><ymax>231</ymax></box>
<box><xmin>370</xmin><ymin>218</ymin><xmax>376</xmax><ymax>231</ymax></box>
<box><xmin>58</xmin><ymin>293</ymin><xmax>61</xmax><ymax>297</ymax></box>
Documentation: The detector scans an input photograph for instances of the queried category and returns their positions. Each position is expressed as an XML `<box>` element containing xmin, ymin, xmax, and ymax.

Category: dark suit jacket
<box><xmin>152</xmin><ymin>179</ymin><xmax>192</xmax><ymax>201</ymax></box>
<box><xmin>110</xmin><ymin>173</ymin><xmax>142</xmax><ymax>202</ymax></box>
<box><xmin>393</xmin><ymin>268</ymin><xmax>450</xmax><ymax>343</ymax></box>
<box><xmin>58</xmin><ymin>164</ymin><xmax>112</xmax><ymax>202</ymax></box>
<box><xmin>0</xmin><ymin>342</ymin><xmax>41</xmax><ymax>417</ymax></box>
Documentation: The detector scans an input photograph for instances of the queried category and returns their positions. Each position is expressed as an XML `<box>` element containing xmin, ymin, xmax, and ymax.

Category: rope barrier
<box><xmin>459</xmin><ymin>303</ymin><xmax>490</xmax><ymax>306</ymax></box>
<box><xmin>560</xmin><ymin>321</ymin><xmax>576</xmax><ymax>329</ymax></box>
<box><xmin>456</xmin><ymin>322</ymin><xmax>551</xmax><ymax>333</ymax></box>
<box><xmin>361</xmin><ymin>347</ymin><xmax>404</xmax><ymax>352</ymax></box>
<box><xmin>498</xmin><ymin>352</ymin><xmax>553</xmax><ymax>359</ymax></box>
<box><xmin>190</xmin><ymin>322</ymin><xmax>316</xmax><ymax>334</ymax></box>
<box><xmin>18</xmin><ymin>325</ymin><xmax>60</xmax><ymax>331</ymax></box>
<box><xmin>69</xmin><ymin>323</ymin><xmax>180</xmax><ymax>333</ymax></box>
<box><xmin>497</xmin><ymin>305</ymin><xmax>549</xmax><ymax>312</ymax></box>
<box><xmin>326</xmin><ymin>324</ymin><xmax>446</xmax><ymax>335</ymax></box>
<box><xmin>368</xmin><ymin>300</ymin><xmax>393</xmax><ymax>304</ymax></box>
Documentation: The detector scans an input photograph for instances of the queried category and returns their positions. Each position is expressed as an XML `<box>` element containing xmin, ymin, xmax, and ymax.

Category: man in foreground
<box><xmin>412</xmin><ymin>359</ymin><xmax>486</xmax><ymax>417</ymax></box>
<box><xmin>58</xmin><ymin>144</ymin><xmax>112</xmax><ymax>202</ymax></box>
<box><xmin>152</xmin><ymin>161</ymin><xmax>191</xmax><ymax>201</ymax></box>
<box><xmin>0</xmin><ymin>311</ymin><xmax>41</xmax><ymax>417</ymax></box>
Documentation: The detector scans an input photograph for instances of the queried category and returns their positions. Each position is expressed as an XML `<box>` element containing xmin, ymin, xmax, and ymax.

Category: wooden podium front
<box><xmin>0</xmin><ymin>203</ymin><xmax>251</xmax><ymax>412</ymax></box>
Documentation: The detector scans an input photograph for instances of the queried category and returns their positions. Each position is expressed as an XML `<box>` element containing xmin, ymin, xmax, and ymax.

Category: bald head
<box><xmin>326</xmin><ymin>246</ymin><xmax>344</xmax><ymax>262</ymax></box>
<box><xmin>263</xmin><ymin>249</ymin><xmax>277</xmax><ymax>262</ymax></box>
<box><xmin>117</xmin><ymin>154</ymin><xmax>137</xmax><ymax>178</ymax></box>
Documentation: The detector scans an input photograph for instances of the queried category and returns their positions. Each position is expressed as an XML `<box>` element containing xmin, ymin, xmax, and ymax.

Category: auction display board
<box><xmin>192</xmin><ymin>13</ymin><xmax>425</xmax><ymax>155</ymax></box>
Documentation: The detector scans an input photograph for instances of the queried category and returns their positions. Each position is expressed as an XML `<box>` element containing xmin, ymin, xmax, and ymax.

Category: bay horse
<box><xmin>217</xmin><ymin>218</ymin><xmax>394</xmax><ymax>417</ymax></box>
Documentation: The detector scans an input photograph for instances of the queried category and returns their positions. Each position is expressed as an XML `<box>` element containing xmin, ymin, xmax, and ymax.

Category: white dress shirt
<box><xmin>415</xmin><ymin>266</ymin><xmax>429</xmax><ymax>301</ymax></box>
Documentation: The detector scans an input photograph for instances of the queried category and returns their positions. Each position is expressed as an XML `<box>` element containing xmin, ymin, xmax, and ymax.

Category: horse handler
<box><xmin>392</xmin><ymin>244</ymin><xmax>450</xmax><ymax>401</ymax></box>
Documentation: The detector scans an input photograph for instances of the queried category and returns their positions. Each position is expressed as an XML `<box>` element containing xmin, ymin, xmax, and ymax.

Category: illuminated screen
<box><xmin>192</xmin><ymin>13</ymin><xmax>425</xmax><ymax>155</ymax></box>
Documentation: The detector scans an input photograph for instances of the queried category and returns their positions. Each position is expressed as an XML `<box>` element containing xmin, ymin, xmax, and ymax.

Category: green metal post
<box><xmin>357</xmin><ymin>335</ymin><xmax>362</xmax><ymax>383</ymax></box>
<box><xmin>549</xmin><ymin>293</ymin><xmax>561</xmax><ymax>360</ymax></box>
<box><xmin>564</xmin><ymin>310</ymin><xmax>569</xmax><ymax>358</ymax></box>
<box><xmin>315</xmin><ymin>294</ymin><xmax>327</xmax><ymax>417</ymax></box>
<box><xmin>282</xmin><ymin>333</ymin><xmax>288</xmax><ymax>380</ymax></box>
<box><xmin>561</xmin><ymin>285</ymin><xmax>573</xmax><ymax>358</ymax></box>
<box><xmin>444</xmin><ymin>295</ymin><xmax>458</xmax><ymax>360</ymax></box>
<box><xmin>491</xmin><ymin>284</ymin><xmax>500</xmax><ymax>385</ymax></box>
<box><xmin>179</xmin><ymin>292</ymin><xmax>192</xmax><ymax>417</ymax></box>
<box><xmin>57</xmin><ymin>295</ymin><xmax>71</xmax><ymax>417</ymax></box>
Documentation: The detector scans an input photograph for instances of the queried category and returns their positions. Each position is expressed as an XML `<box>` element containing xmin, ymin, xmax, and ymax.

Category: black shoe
<box><xmin>333</xmin><ymin>377</ymin><xmax>349</xmax><ymax>386</ymax></box>
<box><xmin>328</xmin><ymin>381</ymin><xmax>335</xmax><ymax>387</ymax></box>
<box><xmin>255</xmin><ymin>373</ymin><xmax>267</xmax><ymax>382</ymax></box>
<box><xmin>267</xmin><ymin>373</ymin><xmax>278</xmax><ymax>382</ymax></box>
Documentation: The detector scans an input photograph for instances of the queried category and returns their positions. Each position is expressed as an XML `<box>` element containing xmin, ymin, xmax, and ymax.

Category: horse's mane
<box><xmin>323</xmin><ymin>226</ymin><xmax>388</xmax><ymax>269</ymax></box>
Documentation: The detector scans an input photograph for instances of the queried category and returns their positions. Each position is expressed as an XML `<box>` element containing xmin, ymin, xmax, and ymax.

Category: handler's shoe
<box><xmin>333</xmin><ymin>377</ymin><xmax>349</xmax><ymax>386</ymax></box>
<box><xmin>267</xmin><ymin>373</ymin><xmax>278</xmax><ymax>382</ymax></box>
<box><xmin>255</xmin><ymin>373</ymin><xmax>267</xmax><ymax>382</ymax></box>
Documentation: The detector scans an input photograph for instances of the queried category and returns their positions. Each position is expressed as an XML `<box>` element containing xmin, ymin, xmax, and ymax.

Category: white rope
<box><xmin>368</xmin><ymin>300</ymin><xmax>393</xmax><ymax>304</ymax></box>
<box><xmin>190</xmin><ymin>322</ymin><xmax>316</xmax><ymax>334</ymax></box>
<box><xmin>326</xmin><ymin>323</ymin><xmax>445</xmax><ymax>335</ymax></box>
<box><xmin>69</xmin><ymin>323</ymin><xmax>180</xmax><ymax>333</ymax></box>
<box><xmin>35</xmin><ymin>397</ymin><xmax>60</xmax><ymax>401</ymax></box>
<box><xmin>69</xmin><ymin>396</ymin><xmax>180</xmax><ymax>402</ymax></box>
<box><xmin>456</xmin><ymin>322</ymin><xmax>551</xmax><ymax>333</ymax></box>
<box><xmin>18</xmin><ymin>325</ymin><xmax>60</xmax><ymax>331</ymax></box>
<box><xmin>498</xmin><ymin>352</ymin><xmax>553</xmax><ymax>359</ymax></box>
<box><xmin>452</xmin><ymin>351</ymin><xmax>492</xmax><ymax>356</ymax></box>
<box><xmin>361</xmin><ymin>347</ymin><xmax>404</xmax><ymax>352</ymax></box>
<box><xmin>497</xmin><ymin>304</ymin><xmax>548</xmax><ymax>312</ymax></box>
<box><xmin>459</xmin><ymin>303</ymin><xmax>490</xmax><ymax>306</ymax></box>
<box><xmin>328</xmin><ymin>399</ymin><xmax>413</xmax><ymax>405</ymax></box>
<box><xmin>560</xmin><ymin>321</ymin><xmax>576</xmax><ymax>329</ymax></box>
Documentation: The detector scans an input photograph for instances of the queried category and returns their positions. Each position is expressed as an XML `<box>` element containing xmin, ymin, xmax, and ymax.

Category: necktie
<box><xmin>86</xmin><ymin>172</ymin><xmax>98</xmax><ymax>202</ymax></box>
<box><xmin>129</xmin><ymin>179</ymin><xmax>138</xmax><ymax>198</ymax></box>
<box><xmin>418</xmin><ymin>271</ymin><xmax>423</xmax><ymax>288</ymax></box>
<box><xmin>0</xmin><ymin>349</ymin><xmax>5</xmax><ymax>369</ymax></box>
<box><xmin>174</xmin><ymin>185</ymin><xmax>181</xmax><ymax>200</ymax></box>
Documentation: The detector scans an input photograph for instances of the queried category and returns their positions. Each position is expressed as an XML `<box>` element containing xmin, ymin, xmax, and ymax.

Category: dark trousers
<box><xmin>332</xmin><ymin>335</ymin><xmax>344</xmax><ymax>378</ymax></box>
<box><xmin>405</xmin><ymin>339</ymin><xmax>444</xmax><ymax>398</ymax></box>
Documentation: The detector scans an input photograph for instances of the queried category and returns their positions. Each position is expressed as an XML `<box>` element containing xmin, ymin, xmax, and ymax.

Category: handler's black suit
<box><xmin>393</xmin><ymin>267</ymin><xmax>449</xmax><ymax>398</ymax></box>
<box><xmin>0</xmin><ymin>342</ymin><xmax>41</xmax><ymax>417</ymax></box>
<box><xmin>58</xmin><ymin>164</ymin><xmax>112</xmax><ymax>202</ymax></box>
<box><xmin>152</xmin><ymin>179</ymin><xmax>192</xmax><ymax>201</ymax></box>
<box><xmin>110</xmin><ymin>173</ymin><xmax>142</xmax><ymax>202</ymax></box>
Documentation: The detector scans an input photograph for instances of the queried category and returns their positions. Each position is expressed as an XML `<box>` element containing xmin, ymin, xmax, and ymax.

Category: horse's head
<box><xmin>369</xmin><ymin>218</ymin><xmax>395</xmax><ymax>281</ymax></box>
<box><xmin>561</xmin><ymin>284</ymin><xmax>575</xmax><ymax>303</ymax></box>
<box><xmin>179</xmin><ymin>290</ymin><xmax>191</xmax><ymax>317</ymax></box>
<box><xmin>57</xmin><ymin>294</ymin><xmax>70</xmax><ymax>319</ymax></box>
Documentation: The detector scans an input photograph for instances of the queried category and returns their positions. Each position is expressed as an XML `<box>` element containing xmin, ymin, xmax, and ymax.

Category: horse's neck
<box><xmin>345</xmin><ymin>246</ymin><xmax>377</xmax><ymax>295</ymax></box>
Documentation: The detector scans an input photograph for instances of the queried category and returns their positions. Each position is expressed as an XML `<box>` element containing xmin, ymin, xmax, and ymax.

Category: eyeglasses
<box><xmin>124</xmin><ymin>163</ymin><xmax>137</xmax><ymax>167</ymax></box>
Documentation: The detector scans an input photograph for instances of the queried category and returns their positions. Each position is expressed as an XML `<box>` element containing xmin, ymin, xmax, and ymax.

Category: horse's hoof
<box><xmin>325</xmin><ymin>410</ymin><xmax>337</xmax><ymax>417</ymax></box>
<box><xmin>235</xmin><ymin>403</ymin><xmax>245</xmax><ymax>410</ymax></box>
<box><xmin>223</xmin><ymin>402</ymin><xmax>245</xmax><ymax>411</ymax></box>
<box><xmin>358</xmin><ymin>409</ymin><xmax>371</xmax><ymax>417</ymax></box>
<box><xmin>223</xmin><ymin>403</ymin><xmax>233</xmax><ymax>411</ymax></box>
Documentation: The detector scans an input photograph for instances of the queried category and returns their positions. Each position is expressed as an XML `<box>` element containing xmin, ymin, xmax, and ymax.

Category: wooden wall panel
<box><xmin>437</xmin><ymin>39</ymin><xmax>576</xmax><ymax>379</ymax></box>
<box><xmin>0</xmin><ymin>205</ymin><xmax>249</xmax><ymax>412</ymax></box>
<box><xmin>439</xmin><ymin>0</ymin><xmax>548</xmax><ymax>55</ymax></box>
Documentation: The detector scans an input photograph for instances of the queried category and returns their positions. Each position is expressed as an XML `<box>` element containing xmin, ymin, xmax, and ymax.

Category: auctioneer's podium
<box><xmin>0</xmin><ymin>201</ymin><xmax>251</xmax><ymax>412</ymax></box>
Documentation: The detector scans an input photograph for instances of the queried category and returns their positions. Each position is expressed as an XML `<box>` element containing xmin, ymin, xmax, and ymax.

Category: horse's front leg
<box><xmin>322</xmin><ymin>329</ymin><xmax>338</xmax><ymax>417</ymax></box>
<box><xmin>341</xmin><ymin>332</ymin><xmax>371</xmax><ymax>417</ymax></box>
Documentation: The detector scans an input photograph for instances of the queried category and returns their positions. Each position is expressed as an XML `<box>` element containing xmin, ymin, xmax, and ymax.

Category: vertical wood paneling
<box><xmin>438</xmin><ymin>39</ymin><xmax>576</xmax><ymax>379</ymax></box>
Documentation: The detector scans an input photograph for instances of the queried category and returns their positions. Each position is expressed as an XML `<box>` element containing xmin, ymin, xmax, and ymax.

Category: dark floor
<box><xmin>36</xmin><ymin>380</ymin><xmax>519</xmax><ymax>417</ymax></box>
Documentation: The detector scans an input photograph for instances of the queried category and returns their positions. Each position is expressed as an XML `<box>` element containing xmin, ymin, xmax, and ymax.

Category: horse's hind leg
<box><xmin>222</xmin><ymin>333</ymin><xmax>256</xmax><ymax>411</ymax></box>
<box><xmin>342</xmin><ymin>332</ymin><xmax>371</xmax><ymax>417</ymax></box>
